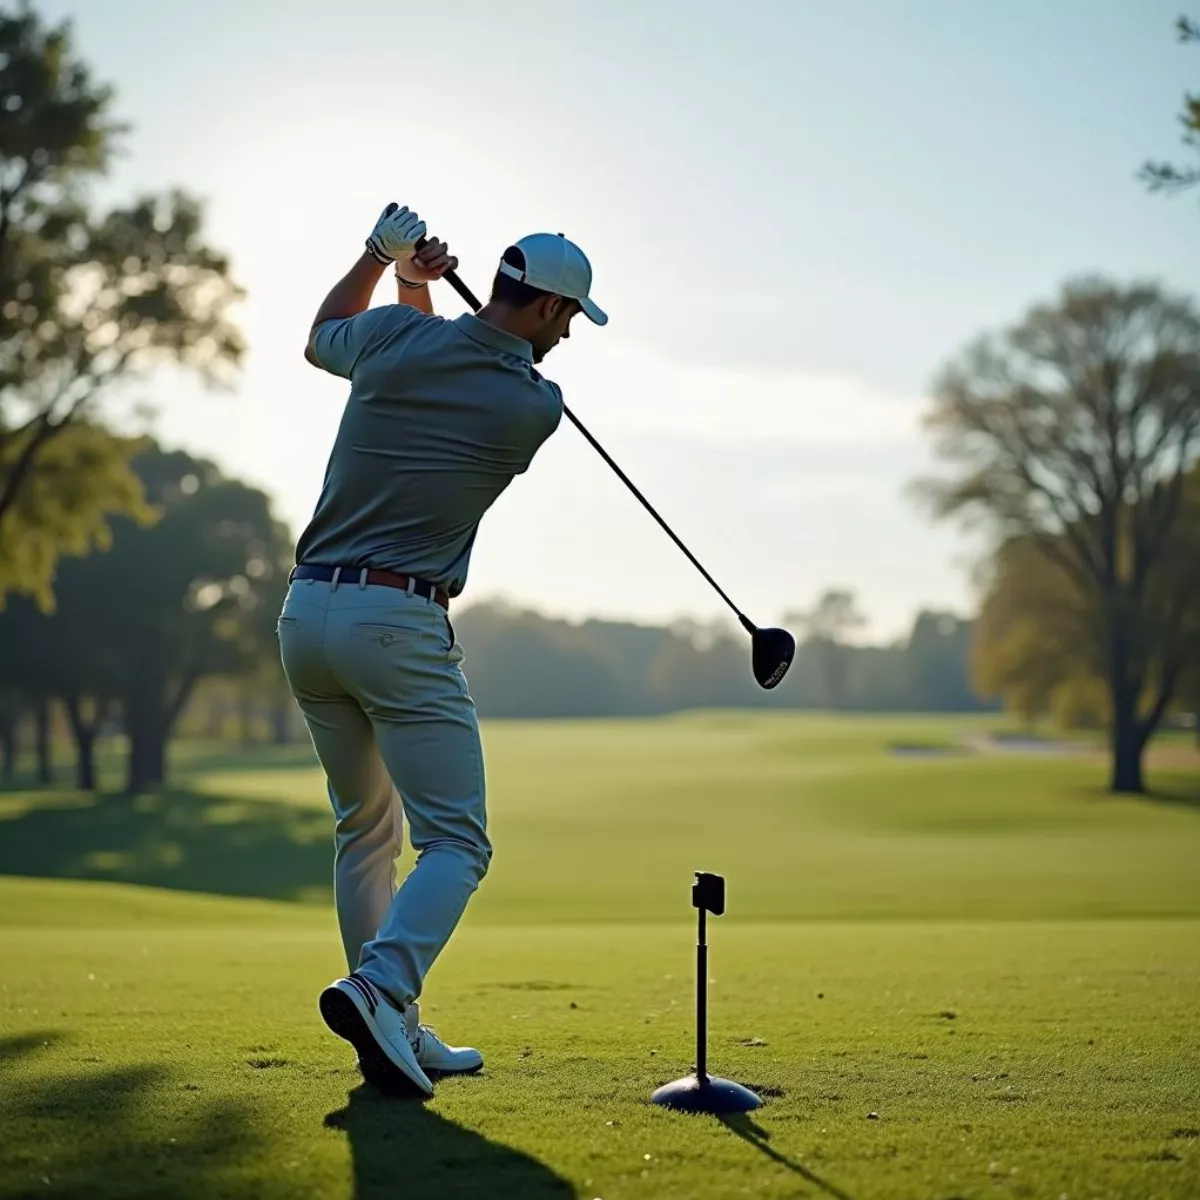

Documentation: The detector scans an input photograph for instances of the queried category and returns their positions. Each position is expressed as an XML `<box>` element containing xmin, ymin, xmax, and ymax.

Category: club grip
<box><xmin>414</xmin><ymin>236</ymin><xmax>484</xmax><ymax>312</ymax></box>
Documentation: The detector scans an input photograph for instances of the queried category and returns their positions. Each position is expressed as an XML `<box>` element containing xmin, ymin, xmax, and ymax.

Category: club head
<box><xmin>751</xmin><ymin>626</ymin><xmax>795</xmax><ymax>690</ymax></box>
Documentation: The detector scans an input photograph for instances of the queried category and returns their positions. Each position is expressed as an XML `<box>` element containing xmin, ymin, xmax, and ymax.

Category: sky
<box><xmin>36</xmin><ymin>0</ymin><xmax>1200</xmax><ymax>638</ymax></box>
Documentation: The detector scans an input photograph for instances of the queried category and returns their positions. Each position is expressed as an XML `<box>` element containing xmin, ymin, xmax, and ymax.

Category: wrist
<box><xmin>360</xmin><ymin>247</ymin><xmax>390</xmax><ymax>274</ymax></box>
<box><xmin>394</xmin><ymin>266</ymin><xmax>429</xmax><ymax>290</ymax></box>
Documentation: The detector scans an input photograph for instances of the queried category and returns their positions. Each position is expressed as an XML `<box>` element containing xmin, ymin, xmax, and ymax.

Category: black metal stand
<box><xmin>651</xmin><ymin>872</ymin><xmax>762</xmax><ymax>1114</ymax></box>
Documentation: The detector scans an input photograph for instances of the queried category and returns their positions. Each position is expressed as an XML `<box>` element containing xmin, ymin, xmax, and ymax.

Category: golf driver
<box><xmin>418</xmin><ymin>239</ymin><xmax>795</xmax><ymax>691</ymax></box>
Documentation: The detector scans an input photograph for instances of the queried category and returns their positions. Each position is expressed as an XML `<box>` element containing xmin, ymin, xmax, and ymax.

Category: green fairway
<box><xmin>2</xmin><ymin>713</ymin><xmax>1198</xmax><ymax>922</ymax></box>
<box><xmin>2</xmin><ymin>714</ymin><xmax>1199</xmax><ymax>1198</ymax></box>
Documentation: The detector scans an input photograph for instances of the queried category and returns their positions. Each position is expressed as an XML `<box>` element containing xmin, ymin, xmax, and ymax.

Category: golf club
<box><xmin>417</xmin><ymin>238</ymin><xmax>795</xmax><ymax>690</ymax></box>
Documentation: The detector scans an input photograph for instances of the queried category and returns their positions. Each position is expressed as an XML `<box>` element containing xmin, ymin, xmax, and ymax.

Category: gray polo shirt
<box><xmin>295</xmin><ymin>307</ymin><xmax>563</xmax><ymax>596</ymax></box>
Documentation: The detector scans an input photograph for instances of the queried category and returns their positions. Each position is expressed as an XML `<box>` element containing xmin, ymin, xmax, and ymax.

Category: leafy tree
<box><xmin>1179</xmin><ymin>662</ymin><xmax>1200</xmax><ymax>747</ymax></box>
<box><xmin>0</xmin><ymin>3</ymin><xmax>243</xmax><ymax>603</ymax></box>
<box><xmin>1141</xmin><ymin>15</ymin><xmax>1200</xmax><ymax>196</ymax></box>
<box><xmin>0</xmin><ymin>422</ymin><xmax>153</xmax><ymax>609</ymax></box>
<box><xmin>917</xmin><ymin>279</ymin><xmax>1200</xmax><ymax>792</ymax></box>
<box><xmin>904</xmin><ymin>610</ymin><xmax>983</xmax><ymax>713</ymax></box>
<box><xmin>644</xmin><ymin>626</ymin><xmax>758</xmax><ymax>711</ymax></box>
<box><xmin>971</xmin><ymin>536</ymin><xmax>1102</xmax><ymax>726</ymax></box>
<box><xmin>973</xmin><ymin>507</ymin><xmax>1200</xmax><ymax>740</ymax></box>
<box><xmin>453</xmin><ymin>602</ymin><xmax>627</xmax><ymax>718</ymax></box>
<box><xmin>0</xmin><ymin>588</ymin><xmax>108</xmax><ymax>786</ymax></box>
<box><xmin>787</xmin><ymin>588</ymin><xmax>866</xmax><ymax>709</ymax></box>
<box><xmin>0</xmin><ymin>445</ymin><xmax>293</xmax><ymax>792</ymax></box>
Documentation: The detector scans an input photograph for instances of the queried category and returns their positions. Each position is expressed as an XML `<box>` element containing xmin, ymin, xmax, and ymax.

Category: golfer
<box><xmin>277</xmin><ymin>203</ymin><xmax>606</xmax><ymax>1096</ymax></box>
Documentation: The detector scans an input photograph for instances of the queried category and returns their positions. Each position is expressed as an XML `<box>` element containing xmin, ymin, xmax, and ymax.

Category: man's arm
<box><xmin>312</xmin><ymin>252</ymin><xmax>386</xmax><ymax>324</ymax></box>
<box><xmin>301</xmin><ymin>252</ymin><xmax>437</xmax><ymax>367</ymax></box>
<box><xmin>395</xmin><ymin>273</ymin><xmax>435</xmax><ymax>315</ymax></box>
<box><xmin>305</xmin><ymin>204</ymin><xmax>457</xmax><ymax>369</ymax></box>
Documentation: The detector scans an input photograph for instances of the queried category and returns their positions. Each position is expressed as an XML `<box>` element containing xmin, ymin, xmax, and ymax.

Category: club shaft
<box><xmin>429</xmin><ymin>260</ymin><xmax>756</xmax><ymax>634</ymax></box>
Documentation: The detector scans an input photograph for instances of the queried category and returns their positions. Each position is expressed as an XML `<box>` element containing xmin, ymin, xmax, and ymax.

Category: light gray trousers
<box><xmin>277</xmin><ymin>576</ymin><xmax>490</xmax><ymax>1009</ymax></box>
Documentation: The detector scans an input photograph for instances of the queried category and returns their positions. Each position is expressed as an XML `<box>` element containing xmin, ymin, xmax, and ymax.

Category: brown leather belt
<box><xmin>289</xmin><ymin>564</ymin><xmax>451</xmax><ymax>610</ymax></box>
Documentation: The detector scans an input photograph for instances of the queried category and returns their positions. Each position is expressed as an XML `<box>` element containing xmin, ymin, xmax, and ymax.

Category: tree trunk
<box><xmin>34</xmin><ymin>697</ymin><xmax>53</xmax><ymax>786</ymax></box>
<box><xmin>126</xmin><ymin>707</ymin><xmax>168</xmax><ymax>794</ymax></box>
<box><xmin>1108</xmin><ymin>674</ymin><xmax>1144</xmax><ymax>794</ymax></box>
<box><xmin>124</xmin><ymin>683</ymin><xmax>163</xmax><ymax>795</ymax></box>
<box><xmin>63</xmin><ymin>695</ymin><xmax>98</xmax><ymax>792</ymax></box>
<box><xmin>0</xmin><ymin>711</ymin><xmax>15</xmax><ymax>782</ymax></box>
<box><xmin>239</xmin><ymin>692</ymin><xmax>256</xmax><ymax>747</ymax></box>
<box><xmin>126</xmin><ymin>718</ymin><xmax>166</xmax><ymax>794</ymax></box>
<box><xmin>271</xmin><ymin>702</ymin><xmax>292</xmax><ymax>745</ymax></box>
<box><xmin>79</xmin><ymin>728</ymin><xmax>96</xmax><ymax>791</ymax></box>
<box><xmin>205</xmin><ymin>693</ymin><xmax>225</xmax><ymax>740</ymax></box>
<box><xmin>123</xmin><ymin>671</ymin><xmax>199</xmax><ymax>794</ymax></box>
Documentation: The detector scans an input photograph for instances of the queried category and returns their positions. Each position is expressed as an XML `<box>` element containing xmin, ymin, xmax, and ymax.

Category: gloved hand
<box><xmin>365</xmin><ymin>203</ymin><xmax>426</xmax><ymax>265</ymax></box>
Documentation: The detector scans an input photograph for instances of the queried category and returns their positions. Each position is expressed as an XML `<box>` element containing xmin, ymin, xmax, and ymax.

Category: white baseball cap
<box><xmin>497</xmin><ymin>232</ymin><xmax>608</xmax><ymax>326</ymax></box>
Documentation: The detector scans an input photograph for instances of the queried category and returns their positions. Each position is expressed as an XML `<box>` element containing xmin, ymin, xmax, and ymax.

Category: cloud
<box><xmin>551</xmin><ymin>336</ymin><xmax>930</xmax><ymax>445</ymax></box>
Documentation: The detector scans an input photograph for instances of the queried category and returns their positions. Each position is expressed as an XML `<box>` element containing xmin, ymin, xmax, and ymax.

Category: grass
<box><xmin>1</xmin><ymin>712</ymin><xmax>1199</xmax><ymax>1198</ymax></box>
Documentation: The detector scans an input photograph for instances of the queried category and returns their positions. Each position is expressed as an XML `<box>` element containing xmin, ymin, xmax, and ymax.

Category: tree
<box><xmin>0</xmin><ymin>4</ymin><xmax>243</xmax><ymax>603</ymax></box>
<box><xmin>787</xmin><ymin>588</ymin><xmax>866</xmax><ymax>709</ymax></box>
<box><xmin>904</xmin><ymin>610</ymin><xmax>983</xmax><ymax>713</ymax></box>
<box><xmin>0</xmin><ymin>445</ymin><xmax>294</xmax><ymax>792</ymax></box>
<box><xmin>1179</xmin><ymin>660</ymin><xmax>1200</xmax><ymax>747</ymax></box>
<box><xmin>973</xmin><ymin>511</ymin><xmax>1200</xmax><ymax>738</ymax></box>
<box><xmin>0</xmin><ymin>588</ymin><xmax>107</xmax><ymax>787</ymax></box>
<box><xmin>0</xmin><ymin>422</ymin><xmax>154</xmax><ymax>609</ymax></box>
<box><xmin>917</xmin><ymin>279</ymin><xmax>1200</xmax><ymax>792</ymax></box>
<box><xmin>971</xmin><ymin>536</ymin><xmax>1105</xmax><ymax>727</ymax></box>
<box><xmin>1141</xmin><ymin>16</ymin><xmax>1200</xmax><ymax>196</ymax></box>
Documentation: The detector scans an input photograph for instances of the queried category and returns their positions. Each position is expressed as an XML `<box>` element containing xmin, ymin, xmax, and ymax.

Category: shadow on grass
<box><xmin>720</xmin><ymin>1112</ymin><xmax>854</xmax><ymax>1200</ymax></box>
<box><xmin>174</xmin><ymin>741</ymin><xmax>320</xmax><ymax>777</ymax></box>
<box><xmin>0</xmin><ymin>786</ymin><xmax>333</xmax><ymax>901</ymax></box>
<box><xmin>0</xmin><ymin>740</ymin><xmax>320</xmax><ymax>795</ymax></box>
<box><xmin>1074</xmin><ymin>772</ymin><xmax>1200</xmax><ymax>812</ymax></box>
<box><xmin>325</xmin><ymin>1084</ymin><xmax>573</xmax><ymax>1200</ymax></box>
<box><xmin>0</xmin><ymin>1033</ymin><xmax>261</xmax><ymax>1200</ymax></box>
<box><xmin>1143</xmin><ymin>777</ymin><xmax>1200</xmax><ymax>811</ymax></box>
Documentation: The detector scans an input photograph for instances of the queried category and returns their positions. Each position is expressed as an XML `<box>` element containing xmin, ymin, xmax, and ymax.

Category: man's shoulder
<box><xmin>522</xmin><ymin>371</ymin><xmax>564</xmax><ymax>435</ymax></box>
<box><xmin>348</xmin><ymin>305</ymin><xmax>449</xmax><ymax>362</ymax></box>
<box><xmin>534</xmin><ymin>371</ymin><xmax>564</xmax><ymax>410</ymax></box>
<box><xmin>370</xmin><ymin>304</ymin><xmax>447</xmax><ymax>335</ymax></box>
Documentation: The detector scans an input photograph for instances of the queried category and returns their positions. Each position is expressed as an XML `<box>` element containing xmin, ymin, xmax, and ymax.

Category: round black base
<box><xmin>651</xmin><ymin>1074</ymin><xmax>763</xmax><ymax>1114</ymax></box>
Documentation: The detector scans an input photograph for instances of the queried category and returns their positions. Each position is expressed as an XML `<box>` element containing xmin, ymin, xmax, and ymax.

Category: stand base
<box><xmin>651</xmin><ymin>1074</ymin><xmax>763</xmax><ymax>1114</ymax></box>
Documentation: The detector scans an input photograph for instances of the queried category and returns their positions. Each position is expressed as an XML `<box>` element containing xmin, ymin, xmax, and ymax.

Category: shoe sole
<box><xmin>361</xmin><ymin>1055</ymin><xmax>483</xmax><ymax>1082</ymax></box>
<box><xmin>423</xmin><ymin>1058</ymin><xmax>484</xmax><ymax>1078</ymax></box>
<box><xmin>319</xmin><ymin>985</ymin><xmax>433</xmax><ymax>1098</ymax></box>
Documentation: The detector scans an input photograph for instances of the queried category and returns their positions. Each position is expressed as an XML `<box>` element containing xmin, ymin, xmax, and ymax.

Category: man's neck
<box><xmin>475</xmin><ymin>302</ymin><xmax>530</xmax><ymax>341</ymax></box>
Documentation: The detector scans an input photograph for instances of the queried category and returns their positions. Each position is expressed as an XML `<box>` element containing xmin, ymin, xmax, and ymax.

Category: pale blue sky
<box><xmin>42</xmin><ymin>0</ymin><xmax>1200</xmax><ymax>636</ymax></box>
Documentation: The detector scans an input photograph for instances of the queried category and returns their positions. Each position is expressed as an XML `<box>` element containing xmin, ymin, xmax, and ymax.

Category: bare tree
<box><xmin>916</xmin><ymin>277</ymin><xmax>1200</xmax><ymax>793</ymax></box>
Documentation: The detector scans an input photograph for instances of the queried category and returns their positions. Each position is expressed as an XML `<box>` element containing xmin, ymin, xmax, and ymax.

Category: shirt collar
<box><xmin>453</xmin><ymin>313</ymin><xmax>534</xmax><ymax>363</ymax></box>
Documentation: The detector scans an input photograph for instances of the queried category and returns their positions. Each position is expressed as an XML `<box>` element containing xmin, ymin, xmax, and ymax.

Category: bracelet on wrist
<box><xmin>395</xmin><ymin>269</ymin><xmax>427</xmax><ymax>290</ymax></box>
<box><xmin>365</xmin><ymin>239</ymin><xmax>391</xmax><ymax>266</ymax></box>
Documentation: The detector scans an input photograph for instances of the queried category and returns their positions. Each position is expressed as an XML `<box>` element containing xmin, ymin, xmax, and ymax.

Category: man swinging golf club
<box><xmin>279</xmin><ymin>202</ymin><xmax>606</xmax><ymax>1096</ymax></box>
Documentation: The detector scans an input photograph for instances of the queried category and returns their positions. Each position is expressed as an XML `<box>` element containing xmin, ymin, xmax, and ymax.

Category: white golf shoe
<box><xmin>319</xmin><ymin>972</ymin><xmax>434</xmax><ymax>1098</ymax></box>
<box><xmin>405</xmin><ymin>1001</ymin><xmax>484</xmax><ymax>1075</ymax></box>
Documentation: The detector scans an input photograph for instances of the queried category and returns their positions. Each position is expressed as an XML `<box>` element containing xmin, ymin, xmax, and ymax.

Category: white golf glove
<box><xmin>365</xmin><ymin>203</ymin><xmax>426</xmax><ymax>265</ymax></box>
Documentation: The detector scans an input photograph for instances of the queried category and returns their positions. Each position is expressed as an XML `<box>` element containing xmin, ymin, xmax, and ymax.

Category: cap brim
<box><xmin>579</xmin><ymin>296</ymin><xmax>608</xmax><ymax>326</ymax></box>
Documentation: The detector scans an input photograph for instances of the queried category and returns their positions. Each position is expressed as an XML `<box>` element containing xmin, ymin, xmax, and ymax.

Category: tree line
<box><xmin>0</xmin><ymin>436</ymin><xmax>991</xmax><ymax>791</ymax></box>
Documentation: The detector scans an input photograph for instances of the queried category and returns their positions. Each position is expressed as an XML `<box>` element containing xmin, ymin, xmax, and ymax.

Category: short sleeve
<box><xmin>539</xmin><ymin>379</ymin><xmax>564</xmax><ymax>437</ymax></box>
<box><xmin>309</xmin><ymin>306</ymin><xmax>416</xmax><ymax>379</ymax></box>
<box><xmin>512</xmin><ymin>379</ymin><xmax>564</xmax><ymax>474</ymax></box>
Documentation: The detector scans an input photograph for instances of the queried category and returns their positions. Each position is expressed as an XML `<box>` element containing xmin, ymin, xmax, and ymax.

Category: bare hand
<box><xmin>399</xmin><ymin>238</ymin><xmax>459</xmax><ymax>286</ymax></box>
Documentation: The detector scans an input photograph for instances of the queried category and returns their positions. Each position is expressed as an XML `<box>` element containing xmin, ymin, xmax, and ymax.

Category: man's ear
<box><xmin>538</xmin><ymin>294</ymin><xmax>567</xmax><ymax>321</ymax></box>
